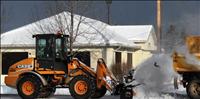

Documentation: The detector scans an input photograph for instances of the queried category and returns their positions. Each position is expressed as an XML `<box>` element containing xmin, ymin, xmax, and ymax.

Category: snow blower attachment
<box><xmin>119</xmin><ymin>70</ymin><xmax>141</xmax><ymax>99</ymax></box>
<box><xmin>96</xmin><ymin>58</ymin><xmax>140</xmax><ymax>99</ymax></box>
<box><xmin>5</xmin><ymin>33</ymin><xmax>139</xmax><ymax>99</ymax></box>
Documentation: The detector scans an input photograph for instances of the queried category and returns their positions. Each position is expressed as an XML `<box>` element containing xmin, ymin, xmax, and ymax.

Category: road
<box><xmin>1</xmin><ymin>94</ymin><xmax>189</xmax><ymax>99</ymax></box>
<box><xmin>0</xmin><ymin>86</ymin><xmax>189</xmax><ymax>99</ymax></box>
<box><xmin>1</xmin><ymin>95</ymin><xmax>119</xmax><ymax>99</ymax></box>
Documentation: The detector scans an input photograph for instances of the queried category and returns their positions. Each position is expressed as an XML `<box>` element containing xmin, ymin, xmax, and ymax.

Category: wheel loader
<box><xmin>173</xmin><ymin>36</ymin><xmax>200</xmax><ymax>99</ymax></box>
<box><xmin>4</xmin><ymin>33</ymin><xmax>137</xmax><ymax>99</ymax></box>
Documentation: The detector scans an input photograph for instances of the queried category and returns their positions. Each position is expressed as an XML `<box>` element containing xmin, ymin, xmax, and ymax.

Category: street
<box><xmin>0</xmin><ymin>85</ymin><xmax>189</xmax><ymax>99</ymax></box>
<box><xmin>1</xmin><ymin>94</ymin><xmax>120</xmax><ymax>99</ymax></box>
<box><xmin>1</xmin><ymin>93</ymin><xmax>189</xmax><ymax>99</ymax></box>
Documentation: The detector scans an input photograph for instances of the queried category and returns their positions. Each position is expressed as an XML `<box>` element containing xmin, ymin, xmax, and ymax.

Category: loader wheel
<box><xmin>91</xmin><ymin>86</ymin><xmax>107</xmax><ymax>98</ymax></box>
<box><xmin>38</xmin><ymin>86</ymin><xmax>56</xmax><ymax>98</ymax></box>
<box><xmin>186</xmin><ymin>79</ymin><xmax>200</xmax><ymax>99</ymax></box>
<box><xmin>17</xmin><ymin>75</ymin><xmax>42</xmax><ymax>99</ymax></box>
<box><xmin>69</xmin><ymin>75</ymin><xmax>96</xmax><ymax>99</ymax></box>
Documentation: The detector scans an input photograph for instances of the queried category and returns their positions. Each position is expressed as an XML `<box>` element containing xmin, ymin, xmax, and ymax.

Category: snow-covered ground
<box><xmin>131</xmin><ymin>83</ymin><xmax>188</xmax><ymax>99</ymax></box>
<box><xmin>1</xmin><ymin>85</ymin><xmax>189</xmax><ymax>99</ymax></box>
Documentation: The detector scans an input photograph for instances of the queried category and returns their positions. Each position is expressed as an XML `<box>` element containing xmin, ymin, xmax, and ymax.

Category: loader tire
<box><xmin>69</xmin><ymin>75</ymin><xmax>96</xmax><ymax>99</ymax></box>
<box><xmin>38</xmin><ymin>86</ymin><xmax>56</xmax><ymax>98</ymax></box>
<box><xmin>186</xmin><ymin>79</ymin><xmax>200</xmax><ymax>99</ymax></box>
<box><xmin>17</xmin><ymin>75</ymin><xmax>42</xmax><ymax>99</ymax></box>
<box><xmin>91</xmin><ymin>86</ymin><xmax>107</xmax><ymax>98</ymax></box>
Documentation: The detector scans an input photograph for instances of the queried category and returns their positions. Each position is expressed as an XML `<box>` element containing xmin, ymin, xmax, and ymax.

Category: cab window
<box><xmin>56</xmin><ymin>38</ymin><xmax>62</xmax><ymax>58</ymax></box>
<box><xmin>37</xmin><ymin>38</ymin><xmax>53</xmax><ymax>59</ymax></box>
<box><xmin>37</xmin><ymin>39</ymin><xmax>46</xmax><ymax>59</ymax></box>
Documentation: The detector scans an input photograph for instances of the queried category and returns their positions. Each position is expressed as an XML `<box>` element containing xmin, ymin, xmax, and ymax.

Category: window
<box><xmin>37</xmin><ymin>39</ymin><xmax>46</xmax><ymax>59</ymax></box>
<box><xmin>56</xmin><ymin>38</ymin><xmax>62</xmax><ymax>58</ymax></box>
<box><xmin>56</xmin><ymin>38</ymin><xmax>62</xmax><ymax>52</ymax></box>
<box><xmin>64</xmin><ymin>37</ymin><xmax>68</xmax><ymax>53</ymax></box>
<box><xmin>115</xmin><ymin>52</ymin><xmax>121</xmax><ymax>64</ymax></box>
<box><xmin>37</xmin><ymin>38</ymin><xmax>53</xmax><ymax>59</ymax></box>
<box><xmin>127</xmin><ymin>53</ymin><xmax>132</xmax><ymax>66</ymax></box>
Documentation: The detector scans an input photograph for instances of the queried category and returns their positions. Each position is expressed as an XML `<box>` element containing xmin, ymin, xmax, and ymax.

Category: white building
<box><xmin>0</xmin><ymin>11</ymin><xmax>157</xmax><ymax>94</ymax></box>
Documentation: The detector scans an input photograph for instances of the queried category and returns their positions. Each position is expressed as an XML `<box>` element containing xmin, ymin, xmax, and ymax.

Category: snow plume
<box><xmin>175</xmin><ymin>45</ymin><xmax>200</xmax><ymax>67</ymax></box>
<box><xmin>161</xmin><ymin>12</ymin><xmax>200</xmax><ymax>54</ymax></box>
<box><xmin>134</xmin><ymin>53</ymin><xmax>177</xmax><ymax>98</ymax></box>
<box><xmin>173</xmin><ymin>13</ymin><xmax>200</xmax><ymax>35</ymax></box>
<box><xmin>132</xmin><ymin>45</ymin><xmax>199</xmax><ymax>98</ymax></box>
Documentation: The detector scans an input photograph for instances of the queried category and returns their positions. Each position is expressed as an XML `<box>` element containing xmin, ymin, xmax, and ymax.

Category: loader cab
<box><xmin>33</xmin><ymin>34</ymin><xmax>69</xmax><ymax>71</ymax></box>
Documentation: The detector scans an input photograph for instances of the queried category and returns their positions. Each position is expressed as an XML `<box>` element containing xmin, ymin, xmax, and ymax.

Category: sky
<box><xmin>1</xmin><ymin>1</ymin><xmax>200</xmax><ymax>35</ymax></box>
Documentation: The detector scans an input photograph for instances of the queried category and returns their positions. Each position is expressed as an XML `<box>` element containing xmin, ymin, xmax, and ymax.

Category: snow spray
<box><xmin>133</xmin><ymin>53</ymin><xmax>177</xmax><ymax>98</ymax></box>
<box><xmin>175</xmin><ymin>45</ymin><xmax>200</xmax><ymax>67</ymax></box>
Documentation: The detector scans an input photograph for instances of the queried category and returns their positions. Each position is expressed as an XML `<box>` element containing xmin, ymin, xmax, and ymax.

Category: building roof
<box><xmin>1</xmin><ymin>11</ymin><xmax>155</xmax><ymax>49</ymax></box>
<box><xmin>108</xmin><ymin>25</ymin><xmax>154</xmax><ymax>42</ymax></box>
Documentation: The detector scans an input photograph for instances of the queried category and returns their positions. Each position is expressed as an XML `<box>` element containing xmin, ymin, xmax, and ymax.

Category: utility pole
<box><xmin>70</xmin><ymin>1</ymin><xmax>74</xmax><ymax>53</ymax></box>
<box><xmin>105</xmin><ymin>0</ymin><xmax>112</xmax><ymax>24</ymax></box>
<box><xmin>157</xmin><ymin>0</ymin><xmax>161</xmax><ymax>52</ymax></box>
<box><xmin>104</xmin><ymin>0</ymin><xmax>112</xmax><ymax>63</ymax></box>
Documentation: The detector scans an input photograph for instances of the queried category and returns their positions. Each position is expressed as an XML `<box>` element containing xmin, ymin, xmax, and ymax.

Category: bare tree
<box><xmin>29</xmin><ymin>1</ymin><xmax>107</xmax><ymax>54</ymax></box>
<box><xmin>111</xmin><ymin>63</ymin><xmax>132</xmax><ymax>82</ymax></box>
<box><xmin>105</xmin><ymin>0</ymin><xmax>112</xmax><ymax>24</ymax></box>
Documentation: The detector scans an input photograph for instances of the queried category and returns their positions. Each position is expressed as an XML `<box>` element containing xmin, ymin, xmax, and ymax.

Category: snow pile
<box><xmin>133</xmin><ymin>53</ymin><xmax>178</xmax><ymax>98</ymax></box>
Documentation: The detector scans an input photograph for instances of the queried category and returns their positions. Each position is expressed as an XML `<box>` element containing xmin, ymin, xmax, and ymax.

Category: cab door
<box><xmin>54</xmin><ymin>36</ymin><xmax>68</xmax><ymax>72</ymax></box>
<box><xmin>36</xmin><ymin>35</ymin><xmax>55</xmax><ymax>70</ymax></box>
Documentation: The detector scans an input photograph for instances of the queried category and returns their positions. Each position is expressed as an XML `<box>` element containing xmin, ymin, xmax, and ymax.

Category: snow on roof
<box><xmin>1</xmin><ymin>11</ymin><xmax>153</xmax><ymax>49</ymax></box>
<box><xmin>108</xmin><ymin>25</ymin><xmax>154</xmax><ymax>42</ymax></box>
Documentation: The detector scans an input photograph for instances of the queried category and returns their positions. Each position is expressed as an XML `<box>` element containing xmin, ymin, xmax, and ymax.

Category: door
<box><xmin>54</xmin><ymin>37</ymin><xmax>67</xmax><ymax>71</ymax></box>
<box><xmin>36</xmin><ymin>36</ymin><xmax>54</xmax><ymax>69</ymax></box>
